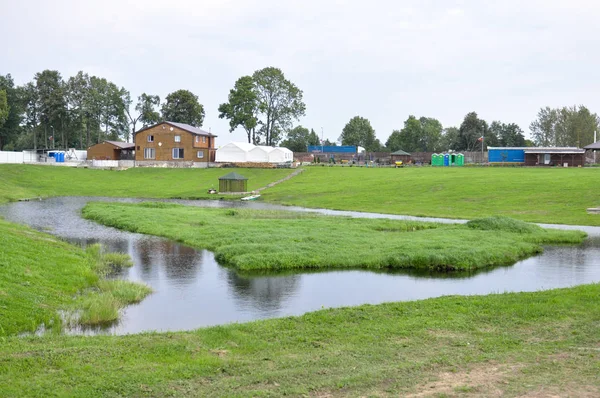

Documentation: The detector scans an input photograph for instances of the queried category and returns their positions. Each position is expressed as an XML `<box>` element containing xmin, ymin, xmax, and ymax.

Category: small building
<box><xmin>219</xmin><ymin>172</ymin><xmax>248</xmax><ymax>192</ymax></box>
<box><xmin>134</xmin><ymin>121</ymin><xmax>217</xmax><ymax>162</ymax></box>
<box><xmin>87</xmin><ymin>141</ymin><xmax>135</xmax><ymax>160</ymax></box>
<box><xmin>488</xmin><ymin>147</ymin><xmax>585</xmax><ymax>167</ymax></box>
<box><xmin>390</xmin><ymin>149</ymin><xmax>411</xmax><ymax>164</ymax></box>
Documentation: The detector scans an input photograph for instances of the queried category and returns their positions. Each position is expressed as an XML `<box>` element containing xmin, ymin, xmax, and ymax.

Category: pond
<box><xmin>1</xmin><ymin>197</ymin><xmax>599</xmax><ymax>335</ymax></box>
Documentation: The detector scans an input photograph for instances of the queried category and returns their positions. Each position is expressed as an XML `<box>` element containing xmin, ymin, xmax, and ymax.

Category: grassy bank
<box><xmin>1</xmin><ymin>283</ymin><xmax>598</xmax><ymax>396</ymax></box>
<box><xmin>0</xmin><ymin>219</ymin><xmax>150</xmax><ymax>336</ymax></box>
<box><xmin>262</xmin><ymin>167</ymin><xmax>600</xmax><ymax>226</ymax></box>
<box><xmin>0</xmin><ymin>164</ymin><xmax>292</xmax><ymax>204</ymax></box>
<box><xmin>82</xmin><ymin>202</ymin><xmax>585</xmax><ymax>271</ymax></box>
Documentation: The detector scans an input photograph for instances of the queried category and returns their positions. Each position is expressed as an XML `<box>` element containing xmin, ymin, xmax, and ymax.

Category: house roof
<box><xmin>135</xmin><ymin>121</ymin><xmax>217</xmax><ymax>137</ymax></box>
<box><xmin>524</xmin><ymin>147</ymin><xmax>585</xmax><ymax>154</ymax></box>
<box><xmin>584</xmin><ymin>141</ymin><xmax>600</xmax><ymax>150</ymax></box>
<box><xmin>390</xmin><ymin>149</ymin><xmax>411</xmax><ymax>156</ymax></box>
<box><xmin>105</xmin><ymin>140</ymin><xmax>135</xmax><ymax>149</ymax></box>
<box><xmin>219</xmin><ymin>172</ymin><xmax>248</xmax><ymax>180</ymax></box>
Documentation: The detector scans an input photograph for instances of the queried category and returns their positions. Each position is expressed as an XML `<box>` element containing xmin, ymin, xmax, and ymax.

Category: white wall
<box><xmin>0</xmin><ymin>151</ymin><xmax>24</xmax><ymax>163</ymax></box>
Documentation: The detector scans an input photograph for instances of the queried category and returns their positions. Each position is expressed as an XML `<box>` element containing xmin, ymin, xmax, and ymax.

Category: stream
<box><xmin>1</xmin><ymin>196</ymin><xmax>599</xmax><ymax>335</ymax></box>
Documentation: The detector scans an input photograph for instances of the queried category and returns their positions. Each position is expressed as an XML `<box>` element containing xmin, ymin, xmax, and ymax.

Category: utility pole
<box><xmin>321</xmin><ymin>127</ymin><xmax>324</xmax><ymax>153</ymax></box>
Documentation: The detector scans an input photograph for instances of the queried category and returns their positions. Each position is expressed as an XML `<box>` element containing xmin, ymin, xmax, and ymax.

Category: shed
<box><xmin>247</xmin><ymin>146</ymin><xmax>274</xmax><ymax>162</ymax></box>
<box><xmin>390</xmin><ymin>149</ymin><xmax>411</xmax><ymax>164</ymax></box>
<box><xmin>524</xmin><ymin>147</ymin><xmax>585</xmax><ymax>167</ymax></box>
<box><xmin>215</xmin><ymin>142</ymin><xmax>255</xmax><ymax>163</ymax></box>
<box><xmin>87</xmin><ymin>141</ymin><xmax>135</xmax><ymax>160</ymax></box>
<box><xmin>219</xmin><ymin>172</ymin><xmax>248</xmax><ymax>193</ymax></box>
<box><xmin>269</xmin><ymin>147</ymin><xmax>293</xmax><ymax>163</ymax></box>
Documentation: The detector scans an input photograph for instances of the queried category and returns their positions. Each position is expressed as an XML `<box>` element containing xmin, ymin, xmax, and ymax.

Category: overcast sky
<box><xmin>2</xmin><ymin>0</ymin><xmax>600</xmax><ymax>144</ymax></box>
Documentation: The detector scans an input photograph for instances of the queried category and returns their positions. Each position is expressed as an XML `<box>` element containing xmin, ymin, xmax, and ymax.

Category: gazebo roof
<box><xmin>390</xmin><ymin>149</ymin><xmax>411</xmax><ymax>156</ymax></box>
<box><xmin>219</xmin><ymin>172</ymin><xmax>248</xmax><ymax>180</ymax></box>
<box><xmin>584</xmin><ymin>141</ymin><xmax>600</xmax><ymax>150</ymax></box>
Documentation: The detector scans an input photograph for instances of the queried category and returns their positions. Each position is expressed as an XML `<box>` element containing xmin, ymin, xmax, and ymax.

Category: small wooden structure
<box><xmin>523</xmin><ymin>148</ymin><xmax>585</xmax><ymax>167</ymax></box>
<box><xmin>87</xmin><ymin>141</ymin><xmax>135</xmax><ymax>160</ymax></box>
<box><xmin>219</xmin><ymin>172</ymin><xmax>248</xmax><ymax>193</ymax></box>
<box><xmin>390</xmin><ymin>149</ymin><xmax>411</xmax><ymax>164</ymax></box>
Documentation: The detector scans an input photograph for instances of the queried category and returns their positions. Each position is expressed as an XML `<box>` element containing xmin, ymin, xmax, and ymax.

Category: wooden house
<box><xmin>134</xmin><ymin>122</ymin><xmax>217</xmax><ymax>162</ymax></box>
<box><xmin>87</xmin><ymin>141</ymin><xmax>135</xmax><ymax>160</ymax></box>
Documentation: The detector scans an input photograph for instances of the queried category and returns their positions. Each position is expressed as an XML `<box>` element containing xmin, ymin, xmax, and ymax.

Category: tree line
<box><xmin>1</xmin><ymin>66</ymin><xmax>599</xmax><ymax>153</ymax></box>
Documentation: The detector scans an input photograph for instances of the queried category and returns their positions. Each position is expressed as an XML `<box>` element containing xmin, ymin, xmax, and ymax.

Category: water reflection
<box><xmin>0</xmin><ymin>197</ymin><xmax>599</xmax><ymax>335</ymax></box>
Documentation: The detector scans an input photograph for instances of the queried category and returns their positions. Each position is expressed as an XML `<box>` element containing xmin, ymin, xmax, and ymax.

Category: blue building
<box><xmin>308</xmin><ymin>145</ymin><xmax>357</xmax><ymax>153</ymax></box>
<box><xmin>488</xmin><ymin>147</ymin><xmax>526</xmax><ymax>163</ymax></box>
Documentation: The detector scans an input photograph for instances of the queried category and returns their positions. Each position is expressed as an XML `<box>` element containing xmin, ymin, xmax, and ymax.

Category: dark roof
<box><xmin>390</xmin><ymin>149</ymin><xmax>411</xmax><ymax>156</ymax></box>
<box><xmin>584</xmin><ymin>141</ymin><xmax>600</xmax><ymax>150</ymax></box>
<box><xmin>105</xmin><ymin>140</ymin><xmax>135</xmax><ymax>149</ymax></box>
<box><xmin>219</xmin><ymin>172</ymin><xmax>248</xmax><ymax>180</ymax></box>
<box><xmin>134</xmin><ymin>121</ymin><xmax>217</xmax><ymax>137</ymax></box>
<box><xmin>524</xmin><ymin>148</ymin><xmax>585</xmax><ymax>154</ymax></box>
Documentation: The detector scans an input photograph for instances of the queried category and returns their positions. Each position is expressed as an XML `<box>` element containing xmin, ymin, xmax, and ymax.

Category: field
<box><xmin>0</xmin><ymin>164</ymin><xmax>292</xmax><ymax>204</ymax></box>
<box><xmin>1</xmin><ymin>284</ymin><xmax>599</xmax><ymax>396</ymax></box>
<box><xmin>82</xmin><ymin>202</ymin><xmax>585</xmax><ymax>271</ymax></box>
<box><xmin>263</xmin><ymin>166</ymin><xmax>600</xmax><ymax>226</ymax></box>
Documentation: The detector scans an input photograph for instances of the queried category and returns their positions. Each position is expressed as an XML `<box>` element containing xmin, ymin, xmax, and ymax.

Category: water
<box><xmin>1</xmin><ymin>197</ymin><xmax>599</xmax><ymax>335</ymax></box>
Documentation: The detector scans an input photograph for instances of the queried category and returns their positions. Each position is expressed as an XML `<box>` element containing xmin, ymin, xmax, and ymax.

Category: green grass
<box><xmin>262</xmin><ymin>167</ymin><xmax>600</xmax><ymax>225</ymax></box>
<box><xmin>0</xmin><ymin>164</ymin><xmax>292</xmax><ymax>204</ymax></box>
<box><xmin>82</xmin><ymin>203</ymin><xmax>586</xmax><ymax>271</ymax></box>
<box><xmin>0</xmin><ymin>219</ymin><xmax>150</xmax><ymax>335</ymax></box>
<box><xmin>0</xmin><ymin>283</ymin><xmax>598</xmax><ymax>397</ymax></box>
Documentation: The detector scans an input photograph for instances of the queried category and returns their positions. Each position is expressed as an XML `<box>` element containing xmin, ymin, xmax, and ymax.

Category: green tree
<box><xmin>339</xmin><ymin>116</ymin><xmax>379</xmax><ymax>151</ymax></box>
<box><xmin>125</xmin><ymin>93</ymin><xmax>159</xmax><ymax>141</ymax></box>
<box><xmin>386</xmin><ymin>116</ymin><xmax>443</xmax><ymax>152</ymax></box>
<box><xmin>458</xmin><ymin>112</ymin><xmax>491</xmax><ymax>151</ymax></box>
<box><xmin>280</xmin><ymin>125</ymin><xmax>315</xmax><ymax>152</ymax></box>
<box><xmin>490</xmin><ymin>121</ymin><xmax>525</xmax><ymax>147</ymax></box>
<box><xmin>218</xmin><ymin>76</ymin><xmax>258</xmax><ymax>144</ymax></box>
<box><xmin>161</xmin><ymin>89</ymin><xmax>205</xmax><ymax>127</ymax></box>
<box><xmin>252</xmin><ymin>67</ymin><xmax>306</xmax><ymax>146</ymax></box>
<box><xmin>34</xmin><ymin>70</ymin><xmax>67</xmax><ymax>149</ymax></box>
<box><xmin>529</xmin><ymin>107</ymin><xmax>558</xmax><ymax>146</ymax></box>
<box><xmin>440</xmin><ymin>127</ymin><xmax>460</xmax><ymax>150</ymax></box>
<box><xmin>530</xmin><ymin>105</ymin><xmax>599</xmax><ymax>147</ymax></box>
<box><xmin>0</xmin><ymin>90</ymin><xmax>9</xmax><ymax>132</ymax></box>
<box><xmin>66</xmin><ymin>71</ymin><xmax>92</xmax><ymax>149</ymax></box>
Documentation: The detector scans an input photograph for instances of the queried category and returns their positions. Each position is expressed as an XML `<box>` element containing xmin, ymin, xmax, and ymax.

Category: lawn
<box><xmin>0</xmin><ymin>164</ymin><xmax>292</xmax><ymax>204</ymax></box>
<box><xmin>1</xmin><ymin>283</ymin><xmax>598</xmax><ymax>396</ymax></box>
<box><xmin>82</xmin><ymin>202</ymin><xmax>585</xmax><ymax>271</ymax></box>
<box><xmin>262</xmin><ymin>166</ymin><xmax>600</xmax><ymax>225</ymax></box>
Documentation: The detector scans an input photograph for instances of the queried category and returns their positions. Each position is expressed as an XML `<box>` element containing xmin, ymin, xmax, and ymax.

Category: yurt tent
<box><xmin>247</xmin><ymin>146</ymin><xmax>274</xmax><ymax>162</ymax></box>
<box><xmin>269</xmin><ymin>147</ymin><xmax>293</xmax><ymax>163</ymax></box>
<box><xmin>215</xmin><ymin>142</ymin><xmax>255</xmax><ymax>163</ymax></box>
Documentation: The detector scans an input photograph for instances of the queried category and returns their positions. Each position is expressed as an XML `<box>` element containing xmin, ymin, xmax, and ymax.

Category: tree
<box><xmin>490</xmin><ymin>121</ymin><xmax>525</xmax><ymax>147</ymax></box>
<box><xmin>440</xmin><ymin>127</ymin><xmax>460</xmax><ymax>150</ymax></box>
<box><xmin>0</xmin><ymin>90</ymin><xmax>9</xmax><ymax>132</ymax></box>
<box><xmin>0</xmin><ymin>74</ymin><xmax>25</xmax><ymax>151</ymax></box>
<box><xmin>218</xmin><ymin>76</ymin><xmax>258</xmax><ymax>143</ymax></box>
<box><xmin>530</xmin><ymin>105</ymin><xmax>599</xmax><ymax>147</ymax></box>
<box><xmin>124</xmin><ymin>93</ymin><xmax>159</xmax><ymax>141</ymax></box>
<box><xmin>385</xmin><ymin>116</ymin><xmax>443</xmax><ymax>152</ymax></box>
<box><xmin>458</xmin><ymin>112</ymin><xmax>490</xmax><ymax>151</ymax></box>
<box><xmin>252</xmin><ymin>67</ymin><xmax>306</xmax><ymax>146</ymax></box>
<box><xmin>162</xmin><ymin>89</ymin><xmax>204</xmax><ymax>127</ymax></box>
<box><xmin>280</xmin><ymin>125</ymin><xmax>318</xmax><ymax>152</ymax></box>
<box><xmin>34</xmin><ymin>70</ymin><xmax>67</xmax><ymax>149</ymax></box>
<box><xmin>339</xmin><ymin>116</ymin><xmax>379</xmax><ymax>151</ymax></box>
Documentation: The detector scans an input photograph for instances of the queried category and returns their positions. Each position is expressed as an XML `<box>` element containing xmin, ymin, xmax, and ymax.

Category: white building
<box><xmin>215</xmin><ymin>142</ymin><xmax>293</xmax><ymax>163</ymax></box>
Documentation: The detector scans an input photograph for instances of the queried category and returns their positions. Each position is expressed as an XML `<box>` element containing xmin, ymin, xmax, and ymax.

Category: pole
<box><xmin>321</xmin><ymin>127</ymin><xmax>323</xmax><ymax>153</ymax></box>
<box><xmin>481</xmin><ymin>130</ymin><xmax>484</xmax><ymax>165</ymax></box>
<box><xmin>595</xmin><ymin>130</ymin><xmax>597</xmax><ymax>164</ymax></box>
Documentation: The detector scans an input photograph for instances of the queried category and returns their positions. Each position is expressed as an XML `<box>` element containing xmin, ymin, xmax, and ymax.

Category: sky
<box><xmin>2</xmin><ymin>0</ymin><xmax>600</xmax><ymax>145</ymax></box>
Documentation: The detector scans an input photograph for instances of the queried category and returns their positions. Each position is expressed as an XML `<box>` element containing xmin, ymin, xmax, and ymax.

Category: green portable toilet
<box><xmin>456</xmin><ymin>153</ymin><xmax>464</xmax><ymax>166</ymax></box>
<box><xmin>432</xmin><ymin>153</ymin><xmax>442</xmax><ymax>166</ymax></box>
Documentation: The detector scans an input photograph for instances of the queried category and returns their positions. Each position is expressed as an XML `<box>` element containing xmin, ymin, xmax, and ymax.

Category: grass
<box><xmin>82</xmin><ymin>203</ymin><xmax>586</xmax><ymax>271</ymax></box>
<box><xmin>0</xmin><ymin>164</ymin><xmax>292</xmax><ymax>204</ymax></box>
<box><xmin>0</xmin><ymin>283</ymin><xmax>598</xmax><ymax>396</ymax></box>
<box><xmin>261</xmin><ymin>166</ymin><xmax>600</xmax><ymax>226</ymax></box>
<box><xmin>0</xmin><ymin>218</ymin><xmax>150</xmax><ymax>335</ymax></box>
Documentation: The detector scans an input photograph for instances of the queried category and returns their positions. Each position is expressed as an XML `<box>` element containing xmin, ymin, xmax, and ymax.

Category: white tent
<box><xmin>269</xmin><ymin>147</ymin><xmax>293</xmax><ymax>163</ymax></box>
<box><xmin>215</xmin><ymin>142</ymin><xmax>255</xmax><ymax>163</ymax></box>
<box><xmin>247</xmin><ymin>146</ymin><xmax>274</xmax><ymax>162</ymax></box>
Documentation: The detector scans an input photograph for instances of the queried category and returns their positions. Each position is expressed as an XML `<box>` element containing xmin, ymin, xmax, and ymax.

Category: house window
<box><xmin>144</xmin><ymin>148</ymin><xmax>155</xmax><ymax>159</ymax></box>
<box><xmin>172</xmin><ymin>148</ymin><xmax>184</xmax><ymax>159</ymax></box>
<box><xmin>195</xmin><ymin>136</ymin><xmax>200</xmax><ymax>143</ymax></box>
<box><xmin>197</xmin><ymin>151</ymin><xmax>204</xmax><ymax>159</ymax></box>
<box><xmin>202</xmin><ymin>136</ymin><xmax>206</xmax><ymax>143</ymax></box>
<box><xmin>174</xmin><ymin>135</ymin><xmax>181</xmax><ymax>143</ymax></box>
<box><xmin>147</xmin><ymin>135</ymin><xmax>154</xmax><ymax>143</ymax></box>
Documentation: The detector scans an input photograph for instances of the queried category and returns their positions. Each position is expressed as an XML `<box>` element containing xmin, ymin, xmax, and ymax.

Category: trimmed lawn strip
<box><xmin>0</xmin><ymin>284</ymin><xmax>598</xmax><ymax>396</ymax></box>
<box><xmin>0</xmin><ymin>164</ymin><xmax>292</xmax><ymax>204</ymax></box>
<box><xmin>262</xmin><ymin>167</ymin><xmax>600</xmax><ymax>226</ymax></box>
<box><xmin>82</xmin><ymin>202</ymin><xmax>586</xmax><ymax>271</ymax></box>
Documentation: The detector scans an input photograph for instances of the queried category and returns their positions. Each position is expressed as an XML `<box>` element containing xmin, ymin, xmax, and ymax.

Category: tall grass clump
<box><xmin>466</xmin><ymin>216</ymin><xmax>543</xmax><ymax>233</ymax></box>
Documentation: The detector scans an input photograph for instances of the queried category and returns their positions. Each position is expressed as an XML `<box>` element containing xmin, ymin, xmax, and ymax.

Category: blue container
<box><xmin>61</xmin><ymin>152</ymin><xmax>65</xmax><ymax>162</ymax></box>
<box><xmin>443</xmin><ymin>154</ymin><xmax>450</xmax><ymax>166</ymax></box>
<box><xmin>307</xmin><ymin>145</ymin><xmax>357</xmax><ymax>153</ymax></box>
<box><xmin>488</xmin><ymin>148</ymin><xmax>525</xmax><ymax>163</ymax></box>
<box><xmin>57</xmin><ymin>152</ymin><xmax>64</xmax><ymax>163</ymax></box>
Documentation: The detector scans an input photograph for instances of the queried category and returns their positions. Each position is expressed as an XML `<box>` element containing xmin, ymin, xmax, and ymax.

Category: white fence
<box><xmin>0</xmin><ymin>150</ymin><xmax>87</xmax><ymax>164</ymax></box>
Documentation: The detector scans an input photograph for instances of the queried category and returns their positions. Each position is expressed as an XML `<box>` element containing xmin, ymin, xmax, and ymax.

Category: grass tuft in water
<box><xmin>466</xmin><ymin>216</ymin><xmax>543</xmax><ymax>233</ymax></box>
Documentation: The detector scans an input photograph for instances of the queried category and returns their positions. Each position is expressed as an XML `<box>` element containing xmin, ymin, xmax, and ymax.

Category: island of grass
<box><xmin>82</xmin><ymin>202</ymin><xmax>587</xmax><ymax>272</ymax></box>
